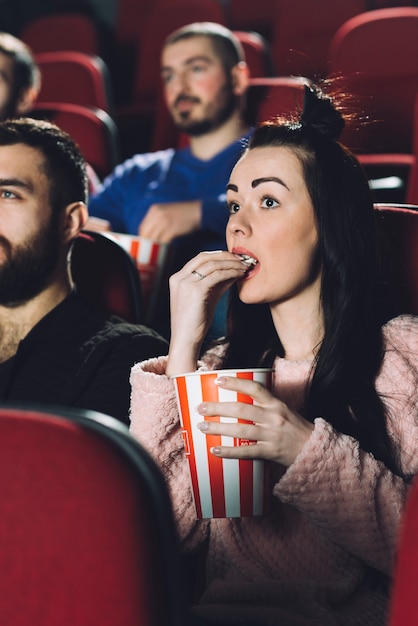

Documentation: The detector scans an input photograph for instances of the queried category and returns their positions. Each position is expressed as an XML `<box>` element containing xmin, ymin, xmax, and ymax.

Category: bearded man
<box><xmin>0</xmin><ymin>117</ymin><xmax>167</xmax><ymax>423</ymax></box>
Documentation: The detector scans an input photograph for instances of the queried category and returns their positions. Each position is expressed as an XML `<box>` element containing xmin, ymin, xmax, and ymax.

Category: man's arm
<box><xmin>73</xmin><ymin>327</ymin><xmax>168</xmax><ymax>425</ymax></box>
<box><xmin>138</xmin><ymin>192</ymin><xmax>229</xmax><ymax>243</ymax></box>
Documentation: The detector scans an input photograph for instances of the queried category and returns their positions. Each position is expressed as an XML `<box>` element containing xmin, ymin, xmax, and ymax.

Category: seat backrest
<box><xmin>374</xmin><ymin>203</ymin><xmax>418</xmax><ymax>315</ymax></box>
<box><xmin>36</xmin><ymin>50</ymin><xmax>113</xmax><ymax>113</ymax></box>
<box><xmin>0</xmin><ymin>403</ymin><xmax>185</xmax><ymax>626</ymax></box>
<box><xmin>272</xmin><ymin>0</ymin><xmax>367</xmax><ymax>77</ymax></box>
<box><xmin>228</xmin><ymin>0</ymin><xmax>278</xmax><ymax>42</ymax></box>
<box><xmin>70</xmin><ymin>231</ymin><xmax>144</xmax><ymax>324</ymax></box>
<box><xmin>388</xmin><ymin>475</ymin><xmax>418</xmax><ymax>626</ymax></box>
<box><xmin>233</xmin><ymin>30</ymin><xmax>274</xmax><ymax>78</ymax></box>
<box><xmin>245</xmin><ymin>76</ymin><xmax>308</xmax><ymax>127</ymax></box>
<box><xmin>328</xmin><ymin>7</ymin><xmax>418</xmax><ymax>154</ymax></box>
<box><xmin>406</xmin><ymin>94</ymin><xmax>418</xmax><ymax>205</ymax></box>
<box><xmin>19</xmin><ymin>12</ymin><xmax>101</xmax><ymax>55</ymax></box>
<box><xmin>31</xmin><ymin>102</ymin><xmax>120</xmax><ymax>180</ymax></box>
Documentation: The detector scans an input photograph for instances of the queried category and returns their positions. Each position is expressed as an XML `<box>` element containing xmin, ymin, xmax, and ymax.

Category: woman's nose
<box><xmin>227</xmin><ymin>212</ymin><xmax>250</xmax><ymax>236</ymax></box>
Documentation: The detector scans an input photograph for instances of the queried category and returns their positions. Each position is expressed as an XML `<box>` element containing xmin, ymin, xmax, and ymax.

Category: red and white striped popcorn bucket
<box><xmin>172</xmin><ymin>368</ymin><xmax>273</xmax><ymax>519</ymax></box>
<box><xmin>104</xmin><ymin>233</ymin><xmax>171</xmax><ymax>323</ymax></box>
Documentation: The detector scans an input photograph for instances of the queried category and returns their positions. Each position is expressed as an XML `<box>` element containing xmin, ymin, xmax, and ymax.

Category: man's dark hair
<box><xmin>0</xmin><ymin>33</ymin><xmax>40</xmax><ymax>110</ymax></box>
<box><xmin>0</xmin><ymin>117</ymin><xmax>88</xmax><ymax>211</ymax></box>
<box><xmin>164</xmin><ymin>21</ymin><xmax>245</xmax><ymax>73</ymax></box>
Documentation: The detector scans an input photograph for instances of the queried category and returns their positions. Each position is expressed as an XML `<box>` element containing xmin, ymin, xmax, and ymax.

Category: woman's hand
<box><xmin>196</xmin><ymin>375</ymin><xmax>314</xmax><ymax>467</ymax></box>
<box><xmin>166</xmin><ymin>251</ymin><xmax>249</xmax><ymax>376</ymax></box>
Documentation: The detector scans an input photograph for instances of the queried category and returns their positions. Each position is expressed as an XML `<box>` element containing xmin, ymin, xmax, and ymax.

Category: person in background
<box><xmin>0</xmin><ymin>117</ymin><xmax>167</xmax><ymax>425</ymax></box>
<box><xmin>129</xmin><ymin>84</ymin><xmax>418</xmax><ymax>625</ymax></box>
<box><xmin>0</xmin><ymin>32</ymin><xmax>40</xmax><ymax>119</ymax></box>
<box><xmin>88</xmin><ymin>22</ymin><xmax>251</xmax><ymax>337</ymax></box>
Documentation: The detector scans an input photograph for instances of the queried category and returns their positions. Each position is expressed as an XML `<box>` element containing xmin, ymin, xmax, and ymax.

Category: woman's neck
<box><xmin>270</xmin><ymin>295</ymin><xmax>324</xmax><ymax>362</ymax></box>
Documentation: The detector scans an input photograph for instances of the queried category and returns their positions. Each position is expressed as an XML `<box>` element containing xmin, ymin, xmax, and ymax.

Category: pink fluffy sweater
<box><xmin>129</xmin><ymin>315</ymin><xmax>418</xmax><ymax>625</ymax></box>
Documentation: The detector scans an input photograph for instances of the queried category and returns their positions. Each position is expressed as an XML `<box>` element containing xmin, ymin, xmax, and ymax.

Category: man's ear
<box><xmin>62</xmin><ymin>201</ymin><xmax>89</xmax><ymax>244</ymax></box>
<box><xmin>231</xmin><ymin>61</ymin><xmax>250</xmax><ymax>97</ymax></box>
<box><xmin>15</xmin><ymin>86</ymin><xmax>39</xmax><ymax>114</ymax></box>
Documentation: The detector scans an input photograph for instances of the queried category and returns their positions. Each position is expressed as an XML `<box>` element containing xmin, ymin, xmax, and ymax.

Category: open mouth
<box><xmin>238</xmin><ymin>254</ymin><xmax>258</xmax><ymax>267</ymax></box>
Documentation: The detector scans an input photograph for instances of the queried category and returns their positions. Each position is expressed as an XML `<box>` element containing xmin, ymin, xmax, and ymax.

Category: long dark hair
<box><xmin>221</xmin><ymin>84</ymin><xmax>400</xmax><ymax>475</ymax></box>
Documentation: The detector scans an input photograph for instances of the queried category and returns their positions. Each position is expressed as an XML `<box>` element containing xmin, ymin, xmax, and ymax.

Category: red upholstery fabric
<box><xmin>374</xmin><ymin>203</ymin><xmax>418</xmax><ymax>315</ymax></box>
<box><xmin>272</xmin><ymin>0</ymin><xmax>367</xmax><ymax>77</ymax></box>
<box><xmin>0</xmin><ymin>405</ymin><xmax>184</xmax><ymax>625</ymax></box>
<box><xmin>71</xmin><ymin>231</ymin><xmax>144</xmax><ymax>324</ymax></box>
<box><xmin>233</xmin><ymin>30</ymin><xmax>274</xmax><ymax>78</ymax></box>
<box><xmin>405</xmin><ymin>95</ymin><xmax>418</xmax><ymax>205</ymax></box>
<box><xmin>388</xmin><ymin>475</ymin><xmax>418</xmax><ymax>626</ymax></box>
<box><xmin>19</xmin><ymin>12</ymin><xmax>100</xmax><ymax>55</ymax></box>
<box><xmin>36</xmin><ymin>51</ymin><xmax>113</xmax><ymax>113</ymax></box>
<box><xmin>328</xmin><ymin>7</ymin><xmax>418</xmax><ymax>155</ymax></box>
<box><xmin>245</xmin><ymin>76</ymin><xmax>308</xmax><ymax>127</ymax></box>
<box><xmin>228</xmin><ymin>0</ymin><xmax>279</xmax><ymax>42</ymax></box>
<box><xmin>31</xmin><ymin>102</ymin><xmax>120</xmax><ymax>180</ymax></box>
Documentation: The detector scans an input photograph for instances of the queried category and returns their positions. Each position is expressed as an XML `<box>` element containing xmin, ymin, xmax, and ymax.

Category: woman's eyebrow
<box><xmin>252</xmin><ymin>176</ymin><xmax>289</xmax><ymax>190</ymax></box>
<box><xmin>226</xmin><ymin>183</ymin><xmax>238</xmax><ymax>192</ymax></box>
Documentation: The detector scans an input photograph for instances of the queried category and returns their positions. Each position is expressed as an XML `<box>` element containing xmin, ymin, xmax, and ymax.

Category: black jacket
<box><xmin>0</xmin><ymin>292</ymin><xmax>168</xmax><ymax>424</ymax></box>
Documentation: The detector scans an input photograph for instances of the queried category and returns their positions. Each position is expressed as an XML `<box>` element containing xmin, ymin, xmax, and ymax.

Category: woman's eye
<box><xmin>261</xmin><ymin>196</ymin><xmax>279</xmax><ymax>209</ymax></box>
<box><xmin>228</xmin><ymin>202</ymin><xmax>240</xmax><ymax>215</ymax></box>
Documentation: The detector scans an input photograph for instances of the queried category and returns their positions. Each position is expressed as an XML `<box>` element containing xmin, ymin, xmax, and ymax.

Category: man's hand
<box><xmin>138</xmin><ymin>201</ymin><xmax>201</xmax><ymax>242</ymax></box>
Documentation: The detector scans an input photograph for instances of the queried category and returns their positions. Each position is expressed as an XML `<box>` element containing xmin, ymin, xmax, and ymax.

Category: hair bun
<box><xmin>300</xmin><ymin>85</ymin><xmax>345</xmax><ymax>141</ymax></box>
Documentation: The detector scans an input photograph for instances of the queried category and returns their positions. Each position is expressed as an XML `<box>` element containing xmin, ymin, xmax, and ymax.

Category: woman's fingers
<box><xmin>174</xmin><ymin>250</ymin><xmax>250</xmax><ymax>284</ymax></box>
<box><xmin>195</xmin><ymin>375</ymin><xmax>315</xmax><ymax>466</ymax></box>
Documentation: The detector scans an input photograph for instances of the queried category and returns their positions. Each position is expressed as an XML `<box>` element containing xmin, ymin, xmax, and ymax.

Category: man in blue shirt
<box><xmin>89</xmin><ymin>22</ymin><xmax>250</xmax><ymax>247</ymax></box>
<box><xmin>88</xmin><ymin>22</ymin><xmax>251</xmax><ymax>338</ymax></box>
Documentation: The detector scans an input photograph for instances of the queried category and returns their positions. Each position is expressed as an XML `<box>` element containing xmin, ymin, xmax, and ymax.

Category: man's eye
<box><xmin>261</xmin><ymin>196</ymin><xmax>279</xmax><ymax>209</ymax></box>
<box><xmin>0</xmin><ymin>190</ymin><xmax>17</xmax><ymax>199</ymax></box>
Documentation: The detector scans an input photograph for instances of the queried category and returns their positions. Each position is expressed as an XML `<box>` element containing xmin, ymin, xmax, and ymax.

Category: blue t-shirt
<box><xmin>89</xmin><ymin>135</ymin><xmax>250</xmax><ymax>266</ymax></box>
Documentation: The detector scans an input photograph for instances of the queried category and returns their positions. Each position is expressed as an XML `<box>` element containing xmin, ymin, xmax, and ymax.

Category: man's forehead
<box><xmin>0</xmin><ymin>144</ymin><xmax>45</xmax><ymax>179</ymax></box>
<box><xmin>161</xmin><ymin>36</ymin><xmax>216</xmax><ymax>67</ymax></box>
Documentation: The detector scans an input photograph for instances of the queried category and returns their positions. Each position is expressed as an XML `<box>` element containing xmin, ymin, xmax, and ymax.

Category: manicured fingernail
<box><xmin>211</xmin><ymin>447</ymin><xmax>221</xmax><ymax>456</ymax></box>
<box><xmin>197</xmin><ymin>403</ymin><xmax>207</xmax><ymax>414</ymax></box>
<box><xmin>197</xmin><ymin>421</ymin><xmax>209</xmax><ymax>431</ymax></box>
<box><xmin>214</xmin><ymin>376</ymin><xmax>226</xmax><ymax>386</ymax></box>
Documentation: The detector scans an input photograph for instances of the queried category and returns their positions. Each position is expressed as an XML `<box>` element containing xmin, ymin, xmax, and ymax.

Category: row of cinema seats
<box><xmin>17</xmin><ymin>0</ymin><xmax>417</xmax><ymax>109</ymax></box>
<box><xmin>0</xmin><ymin>204</ymin><xmax>417</xmax><ymax>625</ymax></box>
<box><xmin>73</xmin><ymin>204</ymin><xmax>418</xmax><ymax>332</ymax></box>
<box><xmin>16</xmin><ymin>4</ymin><xmax>418</xmax><ymax>205</ymax></box>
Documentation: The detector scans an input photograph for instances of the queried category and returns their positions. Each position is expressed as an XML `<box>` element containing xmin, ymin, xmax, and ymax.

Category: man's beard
<box><xmin>0</xmin><ymin>212</ymin><xmax>62</xmax><ymax>307</ymax></box>
<box><xmin>173</xmin><ymin>78</ymin><xmax>239</xmax><ymax>137</ymax></box>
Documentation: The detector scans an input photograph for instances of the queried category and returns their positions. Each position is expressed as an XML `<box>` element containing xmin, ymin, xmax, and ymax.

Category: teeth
<box><xmin>239</xmin><ymin>254</ymin><xmax>258</xmax><ymax>267</ymax></box>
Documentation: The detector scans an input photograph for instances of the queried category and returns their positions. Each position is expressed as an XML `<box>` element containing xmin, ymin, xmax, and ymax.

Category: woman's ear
<box><xmin>231</xmin><ymin>61</ymin><xmax>250</xmax><ymax>97</ymax></box>
<box><xmin>62</xmin><ymin>201</ymin><xmax>89</xmax><ymax>244</ymax></box>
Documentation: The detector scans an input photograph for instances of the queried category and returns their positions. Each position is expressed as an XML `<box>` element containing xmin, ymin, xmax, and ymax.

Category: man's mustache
<box><xmin>174</xmin><ymin>94</ymin><xmax>200</xmax><ymax>108</ymax></box>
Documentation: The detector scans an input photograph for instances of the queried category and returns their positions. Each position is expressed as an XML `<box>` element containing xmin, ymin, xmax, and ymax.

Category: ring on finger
<box><xmin>192</xmin><ymin>270</ymin><xmax>206</xmax><ymax>280</ymax></box>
